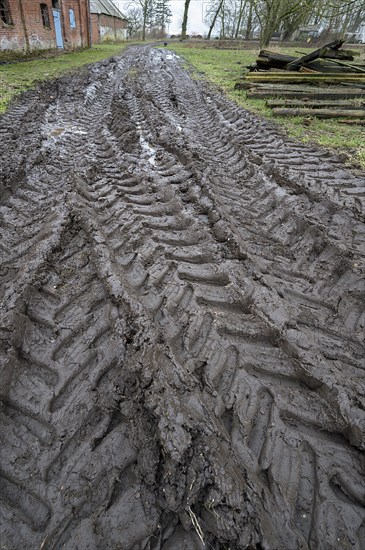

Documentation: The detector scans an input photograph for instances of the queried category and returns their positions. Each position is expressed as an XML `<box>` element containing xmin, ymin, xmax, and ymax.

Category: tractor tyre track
<box><xmin>0</xmin><ymin>46</ymin><xmax>364</xmax><ymax>550</ymax></box>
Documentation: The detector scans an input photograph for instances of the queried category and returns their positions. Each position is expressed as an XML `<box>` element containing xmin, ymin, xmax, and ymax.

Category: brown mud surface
<box><xmin>0</xmin><ymin>46</ymin><xmax>364</xmax><ymax>549</ymax></box>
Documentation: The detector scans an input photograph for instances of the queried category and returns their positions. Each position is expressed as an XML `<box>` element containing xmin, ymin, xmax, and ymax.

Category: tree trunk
<box><xmin>221</xmin><ymin>4</ymin><xmax>225</xmax><ymax>38</ymax></box>
<box><xmin>245</xmin><ymin>2</ymin><xmax>253</xmax><ymax>40</ymax></box>
<box><xmin>181</xmin><ymin>0</ymin><xmax>191</xmax><ymax>39</ymax></box>
<box><xmin>340</xmin><ymin>4</ymin><xmax>352</xmax><ymax>36</ymax></box>
<box><xmin>142</xmin><ymin>1</ymin><xmax>147</xmax><ymax>40</ymax></box>
<box><xmin>234</xmin><ymin>0</ymin><xmax>246</xmax><ymax>38</ymax></box>
<box><xmin>260</xmin><ymin>9</ymin><xmax>277</xmax><ymax>48</ymax></box>
<box><xmin>207</xmin><ymin>0</ymin><xmax>224</xmax><ymax>40</ymax></box>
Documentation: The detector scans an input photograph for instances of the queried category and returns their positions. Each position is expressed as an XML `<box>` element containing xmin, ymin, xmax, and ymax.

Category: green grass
<box><xmin>163</xmin><ymin>43</ymin><xmax>365</xmax><ymax>167</ymax></box>
<box><xmin>0</xmin><ymin>43</ymin><xmax>131</xmax><ymax>113</ymax></box>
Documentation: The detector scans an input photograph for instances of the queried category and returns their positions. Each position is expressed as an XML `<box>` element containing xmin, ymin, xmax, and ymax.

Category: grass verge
<box><xmin>0</xmin><ymin>43</ymin><xmax>131</xmax><ymax>113</ymax></box>
<box><xmin>162</xmin><ymin>43</ymin><xmax>365</xmax><ymax>168</ymax></box>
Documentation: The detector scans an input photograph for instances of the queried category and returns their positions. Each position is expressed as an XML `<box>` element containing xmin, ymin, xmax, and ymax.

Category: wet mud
<box><xmin>0</xmin><ymin>46</ymin><xmax>364</xmax><ymax>549</ymax></box>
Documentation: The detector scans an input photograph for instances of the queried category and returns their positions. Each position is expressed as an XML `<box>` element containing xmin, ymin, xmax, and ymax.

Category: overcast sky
<box><xmin>115</xmin><ymin>0</ymin><xmax>211</xmax><ymax>36</ymax></box>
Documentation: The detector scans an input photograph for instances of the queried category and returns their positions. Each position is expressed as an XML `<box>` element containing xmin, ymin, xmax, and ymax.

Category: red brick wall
<box><xmin>0</xmin><ymin>0</ymin><xmax>56</xmax><ymax>50</ymax></box>
<box><xmin>0</xmin><ymin>0</ymin><xmax>90</xmax><ymax>52</ymax></box>
<box><xmin>61</xmin><ymin>0</ymin><xmax>90</xmax><ymax>48</ymax></box>
<box><xmin>90</xmin><ymin>13</ymin><xmax>127</xmax><ymax>44</ymax></box>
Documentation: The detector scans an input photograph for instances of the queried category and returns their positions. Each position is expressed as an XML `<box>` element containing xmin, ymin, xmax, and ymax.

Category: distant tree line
<box><xmin>125</xmin><ymin>0</ymin><xmax>364</xmax><ymax>46</ymax></box>
<box><xmin>203</xmin><ymin>0</ymin><xmax>365</xmax><ymax>46</ymax></box>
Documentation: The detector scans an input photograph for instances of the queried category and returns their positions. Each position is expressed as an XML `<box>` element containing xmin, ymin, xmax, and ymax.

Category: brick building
<box><xmin>0</xmin><ymin>0</ymin><xmax>91</xmax><ymax>51</ymax></box>
<box><xmin>90</xmin><ymin>0</ymin><xmax>127</xmax><ymax>44</ymax></box>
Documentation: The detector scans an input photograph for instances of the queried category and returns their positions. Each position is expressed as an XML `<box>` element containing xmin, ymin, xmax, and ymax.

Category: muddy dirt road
<box><xmin>0</xmin><ymin>46</ymin><xmax>364</xmax><ymax>549</ymax></box>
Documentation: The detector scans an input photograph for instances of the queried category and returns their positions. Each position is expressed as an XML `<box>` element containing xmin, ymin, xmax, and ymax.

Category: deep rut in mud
<box><xmin>0</xmin><ymin>46</ymin><xmax>364</xmax><ymax>550</ymax></box>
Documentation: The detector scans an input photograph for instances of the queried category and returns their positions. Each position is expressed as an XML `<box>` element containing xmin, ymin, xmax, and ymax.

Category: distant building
<box><xmin>90</xmin><ymin>0</ymin><xmax>127</xmax><ymax>44</ymax></box>
<box><xmin>0</xmin><ymin>0</ymin><xmax>91</xmax><ymax>51</ymax></box>
<box><xmin>291</xmin><ymin>25</ymin><xmax>321</xmax><ymax>42</ymax></box>
<box><xmin>352</xmin><ymin>24</ymin><xmax>365</xmax><ymax>43</ymax></box>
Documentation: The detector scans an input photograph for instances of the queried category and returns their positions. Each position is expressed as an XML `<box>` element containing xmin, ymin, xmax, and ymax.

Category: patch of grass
<box><xmin>0</xmin><ymin>43</ymin><xmax>131</xmax><ymax>113</ymax></box>
<box><xmin>163</xmin><ymin>43</ymin><xmax>365</xmax><ymax>167</ymax></box>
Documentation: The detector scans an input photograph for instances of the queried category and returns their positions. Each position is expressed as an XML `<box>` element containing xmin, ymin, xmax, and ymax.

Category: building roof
<box><xmin>90</xmin><ymin>0</ymin><xmax>126</xmax><ymax>19</ymax></box>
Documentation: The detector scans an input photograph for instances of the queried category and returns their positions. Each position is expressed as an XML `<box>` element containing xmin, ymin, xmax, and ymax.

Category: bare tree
<box><xmin>154</xmin><ymin>0</ymin><xmax>172</xmax><ymax>35</ymax></box>
<box><xmin>126</xmin><ymin>6</ymin><xmax>143</xmax><ymax>38</ymax></box>
<box><xmin>234</xmin><ymin>0</ymin><xmax>247</xmax><ymax>38</ymax></box>
<box><xmin>126</xmin><ymin>0</ymin><xmax>153</xmax><ymax>40</ymax></box>
<box><xmin>205</xmin><ymin>0</ymin><xmax>259</xmax><ymax>40</ymax></box>
<box><xmin>206</xmin><ymin>0</ymin><xmax>224</xmax><ymax>39</ymax></box>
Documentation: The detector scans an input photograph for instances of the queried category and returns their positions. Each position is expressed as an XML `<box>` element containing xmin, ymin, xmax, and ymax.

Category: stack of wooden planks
<box><xmin>236</xmin><ymin>39</ymin><xmax>365</xmax><ymax>120</ymax></box>
<box><xmin>249</xmin><ymin>39</ymin><xmax>365</xmax><ymax>73</ymax></box>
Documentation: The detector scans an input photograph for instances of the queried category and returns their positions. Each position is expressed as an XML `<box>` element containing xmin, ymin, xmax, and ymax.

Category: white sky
<box><xmin>114</xmin><ymin>0</ymin><xmax>211</xmax><ymax>36</ymax></box>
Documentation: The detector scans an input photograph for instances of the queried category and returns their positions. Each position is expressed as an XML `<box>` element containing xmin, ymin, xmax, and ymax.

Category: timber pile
<box><xmin>236</xmin><ymin>39</ymin><xmax>365</xmax><ymax>120</ymax></box>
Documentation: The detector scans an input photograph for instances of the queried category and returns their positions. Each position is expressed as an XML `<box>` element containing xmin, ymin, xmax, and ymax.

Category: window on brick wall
<box><xmin>69</xmin><ymin>8</ymin><xmax>76</xmax><ymax>29</ymax></box>
<box><xmin>0</xmin><ymin>0</ymin><xmax>12</xmax><ymax>25</ymax></box>
<box><xmin>40</xmin><ymin>4</ymin><xmax>51</xmax><ymax>29</ymax></box>
<box><xmin>52</xmin><ymin>0</ymin><xmax>60</xmax><ymax>9</ymax></box>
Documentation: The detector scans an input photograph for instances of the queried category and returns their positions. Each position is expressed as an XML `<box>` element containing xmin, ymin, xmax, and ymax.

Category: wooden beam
<box><xmin>255</xmin><ymin>50</ymin><xmax>297</xmax><ymax>70</ymax></box>
<box><xmin>266</xmin><ymin>99</ymin><xmax>364</xmax><ymax>109</ymax></box>
<box><xmin>245</xmin><ymin>73</ymin><xmax>365</xmax><ymax>84</ymax></box>
<box><xmin>286</xmin><ymin>39</ymin><xmax>344</xmax><ymax>70</ymax></box>
<box><xmin>245</xmin><ymin>83</ymin><xmax>364</xmax><ymax>92</ymax></box>
<box><xmin>323</xmin><ymin>59</ymin><xmax>365</xmax><ymax>73</ymax></box>
<box><xmin>272</xmin><ymin>107</ymin><xmax>365</xmax><ymax>119</ymax></box>
<box><xmin>247</xmin><ymin>90</ymin><xmax>365</xmax><ymax>100</ymax></box>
